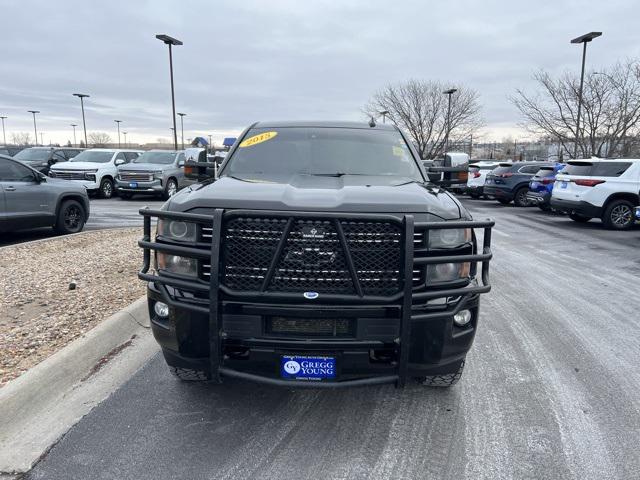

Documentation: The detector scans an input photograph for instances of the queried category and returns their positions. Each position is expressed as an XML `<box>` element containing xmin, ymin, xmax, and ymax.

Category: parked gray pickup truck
<box><xmin>115</xmin><ymin>150</ymin><xmax>191</xmax><ymax>200</ymax></box>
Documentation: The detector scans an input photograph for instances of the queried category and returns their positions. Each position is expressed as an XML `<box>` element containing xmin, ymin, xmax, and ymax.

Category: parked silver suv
<box><xmin>115</xmin><ymin>150</ymin><xmax>192</xmax><ymax>200</ymax></box>
<box><xmin>0</xmin><ymin>155</ymin><xmax>90</xmax><ymax>234</ymax></box>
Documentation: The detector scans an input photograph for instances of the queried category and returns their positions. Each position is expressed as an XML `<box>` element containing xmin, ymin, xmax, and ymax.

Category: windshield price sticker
<box><xmin>281</xmin><ymin>355</ymin><xmax>336</xmax><ymax>381</ymax></box>
<box><xmin>239</xmin><ymin>131</ymin><xmax>278</xmax><ymax>148</ymax></box>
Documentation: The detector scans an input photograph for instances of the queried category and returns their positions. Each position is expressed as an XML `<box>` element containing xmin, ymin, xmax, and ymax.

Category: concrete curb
<box><xmin>0</xmin><ymin>296</ymin><xmax>157</xmax><ymax>474</ymax></box>
<box><xmin>0</xmin><ymin>226</ymin><xmax>138</xmax><ymax>251</ymax></box>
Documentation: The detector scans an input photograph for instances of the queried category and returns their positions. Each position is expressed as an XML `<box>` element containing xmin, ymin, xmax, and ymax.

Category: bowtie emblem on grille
<box><xmin>301</xmin><ymin>226</ymin><xmax>325</xmax><ymax>239</ymax></box>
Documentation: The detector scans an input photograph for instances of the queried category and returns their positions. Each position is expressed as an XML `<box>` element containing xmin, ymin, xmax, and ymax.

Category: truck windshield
<box><xmin>70</xmin><ymin>151</ymin><xmax>114</xmax><ymax>163</ymax></box>
<box><xmin>133</xmin><ymin>152</ymin><xmax>176</xmax><ymax>164</ymax></box>
<box><xmin>14</xmin><ymin>149</ymin><xmax>51</xmax><ymax>162</ymax></box>
<box><xmin>225</xmin><ymin>127</ymin><xmax>423</xmax><ymax>180</ymax></box>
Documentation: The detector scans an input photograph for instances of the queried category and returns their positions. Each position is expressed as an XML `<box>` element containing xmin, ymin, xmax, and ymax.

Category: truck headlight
<box><xmin>429</xmin><ymin>228</ymin><xmax>471</xmax><ymax>249</ymax></box>
<box><xmin>157</xmin><ymin>219</ymin><xmax>196</xmax><ymax>242</ymax></box>
<box><xmin>156</xmin><ymin>252</ymin><xmax>198</xmax><ymax>276</ymax></box>
<box><xmin>427</xmin><ymin>262</ymin><xmax>470</xmax><ymax>282</ymax></box>
<box><xmin>153</xmin><ymin>170</ymin><xmax>163</xmax><ymax>180</ymax></box>
<box><xmin>84</xmin><ymin>169</ymin><xmax>98</xmax><ymax>181</ymax></box>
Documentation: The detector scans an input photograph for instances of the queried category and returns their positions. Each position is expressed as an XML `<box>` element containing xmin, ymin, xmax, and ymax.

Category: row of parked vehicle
<box><xmin>461</xmin><ymin>158</ymin><xmax>640</xmax><ymax>230</ymax></box>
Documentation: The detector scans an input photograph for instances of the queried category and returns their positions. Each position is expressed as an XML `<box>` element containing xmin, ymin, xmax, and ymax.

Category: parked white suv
<box><xmin>465</xmin><ymin>161</ymin><xmax>500</xmax><ymax>198</ymax></box>
<box><xmin>49</xmin><ymin>148</ymin><xmax>142</xmax><ymax>198</ymax></box>
<box><xmin>551</xmin><ymin>158</ymin><xmax>640</xmax><ymax>230</ymax></box>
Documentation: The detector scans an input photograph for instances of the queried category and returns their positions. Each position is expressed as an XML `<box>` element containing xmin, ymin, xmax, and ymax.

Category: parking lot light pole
<box><xmin>28</xmin><ymin>110</ymin><xmax>39</xmax><ymax>145</ymax></box>
<box><xmin>156</xmin><ymin>34</ymin><xmax>183</xmax><ymax>151</ymax></box>
<box><xmin>114</xmin><ymin>120</ymin><xmax>122</xmax><ymax>148</ymax></box>
<box><xmin>177</xmin><ymin>112</ymin><xmax>186</xmax><ymax>149</ymax></box>
<box><xmin>442</xmin><ymin>88</ymin><xmax>457</xmax><ymax>159</ymax></box>
<box><xmin>70</xmin><ymin>124</ymin><xmax>77</xmax><ymax>146</ymax></box>
<box><xmin>0</xmin><ymin>116</ymin><xmax>6</xmax><ymax>145</ymax></box>
<box><xmin>123</xmin><ymin>131</ymin><xmax>127</xmax><ymax>147</ymax></box>
<box><xmin>72</xmin><ymin>94</ymin><xmax>90</xmax><ymax>147</ymax></box>
<box><xmin>571</xmin><ymin>31</ymin><xmax>602</xmax><ymax>159</ymax></box>
<box><xmin>208</xmin><ymin>134</ymin><xmax>213</xmax><ymax>154</ymax></box>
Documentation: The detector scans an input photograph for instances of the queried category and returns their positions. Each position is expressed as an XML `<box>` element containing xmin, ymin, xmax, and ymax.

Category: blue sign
<box><xmin>281</xmin><ymin>355</ymin><xmax>336</xmax><ymax>381</ymax></box>
<box><xmin>223</xmin><ymin>137</ymin><xmax>237</xmax><ymax>147</ymax></box>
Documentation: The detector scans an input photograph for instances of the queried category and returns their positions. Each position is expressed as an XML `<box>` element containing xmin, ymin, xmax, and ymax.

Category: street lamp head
<box><xmin>72</xmin><ymin>93</ymin><xmax>90</xmax><ymax>99</ymax></box>
<box><xmin>177</xmin><ymin>112</ymin><xmax>186</xmax><ymax>117</ymax></box>
<box><xmin>71</xmin><ymin>123</ymin><xmax>78</xmax><ymax>127</ymax></box>
<box><xmin>571</xmin><ymin>32</ymin><xmax>602</xmax><ymax>44</ymax></box>
<box><xmin>114</xmin><ymin>120</ymin><xmax>122</xmax><ymax>123</ymax></box>
<box><xmin>156</xmin><ymin>34</ymin><xmax>183</xmax><ymax>46</ymax></box>
<box><xmin>443</xmin><ymin>88</ymin><xmax>458</xmax><ymax>95</ymax></box>
<box><xmin>28</xmin><ymin>110</ymin><xmax>40</xmax><ymax>114</ymax></box>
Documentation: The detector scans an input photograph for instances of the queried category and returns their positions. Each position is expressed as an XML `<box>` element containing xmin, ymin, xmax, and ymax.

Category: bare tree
<box><xmin>88</xmin><ymin>132</ymin><xmax>111</xmax><ymax>147</ymax></box>
<box><xmin>10</xmin><ymin>132</ymin><xmax>32</xmax><ymax>145</ymax></box>
<box><xmin>364</xmin><ymin>79</ymin><xmax>483</xmax><ymax>159</ymax></box>
<box><xmin>511</xmin><ymin>59</ymin><xmax>640</xmax><ymax>158</ymax></box>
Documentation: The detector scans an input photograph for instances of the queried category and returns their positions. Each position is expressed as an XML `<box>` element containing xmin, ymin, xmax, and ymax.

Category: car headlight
<box><xmin>153</xmin><ymin>170</ymin><xmax>163</xmax><ymax>180</ymax></box>
<box><xmin>428</xmin><ymin>228</ymin><xmax>471</xmax><ymax>249</ymax></box>
<box><xmin>157</xmin><ymin>219</ymin><xmax>197</xmax><ymax>242</ymax></box>
<box><xmin>156</xmin><ymin>252</ymin><xmax>198</xmax><ymax>276</ymax></box>
<box><xmin>427</xmin><ymin>262</ymin><xmax>470</xmax><ymax>283</ymax></box>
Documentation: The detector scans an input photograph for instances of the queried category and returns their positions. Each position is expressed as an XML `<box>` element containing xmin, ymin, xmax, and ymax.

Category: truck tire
<box><xmin>415</xmin><ymin>359</ymin><xmax>465</xmax><ymax>387</ymax></box>
<box><xmin>513</xmin><ymin>187</ymin><xmax>530</xmax><ymax>207</ymax></box>
<box><xmin>602</xmin><ymin>199</ymin><xmax>635</xmax><ymax>230</ymax></box>
<box><xmin>169</xmin><ymin>366</ymin><xmax>208</xmax><ymax>381</ymax></box>
<box><xmin>162</xmin><ymin>178</ymin><xmax>178</xmax><ymax>200</ymax></box>
<box><xmin>54</xmin><ymin>199</ymin><xmax>86</xmax><ymax>234</ymax></box>
<box><xmin>569</xmin><ymin>213</ymin><xmax>591</xmax><ymax>223</ymax></box>
<box><xmin>99</xmin><ymin>178</ymin><xmax>114</xmax><ymax>199</ymax></box>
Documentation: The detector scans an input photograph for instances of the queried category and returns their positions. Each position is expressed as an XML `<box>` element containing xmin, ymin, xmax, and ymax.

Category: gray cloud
<box><xmin>1</xmin><ymin>0</ymin><xmax>639</xmax><ymax>145</ymax></box>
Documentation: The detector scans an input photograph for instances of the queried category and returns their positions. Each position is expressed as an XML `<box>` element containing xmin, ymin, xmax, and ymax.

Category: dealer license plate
<box><xmin>560</xmin><ymin>181</ymin><xmax>568</xmax><ymax>189</ymax></box>
<box><xmin>129</xmin><ymin>182</ymin><xmax>138</xmax><ymax>188</ymax></box>
<box><xmin>281</xmin><ymin>355</ymin><xmax>336</xmax><ymax>381</ymax></box>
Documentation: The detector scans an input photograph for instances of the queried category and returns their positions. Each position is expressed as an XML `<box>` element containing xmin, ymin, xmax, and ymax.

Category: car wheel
<box><xmin>169</xmin><ymin>366</ymin><xmax>208</xmax><ymax>381</ymax></box>
<box><xmin>569</xmin><ymin>213</ymin><xmax>591</xmax><ymax>223</ymax></box>
<box><xmin>514</xmin><ymin>187</ymin><xmax>530</xmax><ymax>207</ymax></box>
<box><xmin>415</xmin><ymin>360</ymin><xmax>465</xmax><ymax>387</ymax></box>
<box><xmin>497</xmin><ymin>198</ymin><xmax>511</xmax><ymax>205</ymax></box>
<box><xmin>99</xmin><ymin>178</ymin><xmax>114</xmax><ymax>199</ymax></box>
<box><xmin>162</xmin><ymin>178</ymin><xmax>178</xmax><ymax>200</ymax></box>
<box><xmin>54</xmin><ymin>199</ymin><xmax>86</xmax><ymax>234</ymax></box>
<box><xmin>602</xmin><ymin>199</ymin><xmax>635</xmax><ymax>230</ymax></box>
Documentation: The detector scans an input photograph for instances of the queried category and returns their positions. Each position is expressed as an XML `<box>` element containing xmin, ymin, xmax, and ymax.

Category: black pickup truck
<box><xmin>139</xmin><ymin>121</ymin><xmax>494</xmax><ymax>388</ymax></box>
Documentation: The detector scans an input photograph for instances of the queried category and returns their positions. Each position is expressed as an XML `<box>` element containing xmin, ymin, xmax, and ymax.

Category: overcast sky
<box><xmin>2</xmin><ymin>0</ymin><xmax>640</xmax><ymax>147</ymax></box>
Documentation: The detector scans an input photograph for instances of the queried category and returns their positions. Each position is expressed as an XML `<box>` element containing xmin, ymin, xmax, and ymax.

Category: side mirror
<box><xmin>184</xmin><ymin>148</ymin><xmax>216</xmax><ymax>180</ymax></box>
<box><xmin>114</xmin><ymin>158</ymin><xmax>125</xmax><ymax>166</ymax></box>
<box><xmin>425</xmin><ymin>165</ymin><xmax>469</xmax><ymax>187</ymax></box>
<box><xmin>36</xmin><ymin>172</ymin><xmax>46</xmax><ymax>183</ymax></box>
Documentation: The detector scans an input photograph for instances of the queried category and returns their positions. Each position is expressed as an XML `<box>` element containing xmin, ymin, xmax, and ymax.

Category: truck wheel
<box><xmin>162</xmin><ymin>178</ymin><xmax>178</xmax><ymax>200</ymax></box>
<box><xmin>602</xmin><ymin>199</ymin><xmax>635</xmax><ymax>230</ymax></box>
<box><xmin>99</xmin><ymin>178</ymin><xmax>114</xmax><ymax>199</ymax></box>
<box><xmin>497</xmin><ymin>198</ymin><xmax>511</xmax><ymax>205</ymax></box>
<box><xmin>169</xmin><ymin>366</ymin><xmax>208</xmax><ymax>381</ymax></box>
<box><xmin>415</xmin><ymin>359</ymin><xmax>465</xmax><ymax>387</ymax></box>
<box><xmin>513</xmin><ymin>187</ymin><xmax>530</xmax><ymax>207</ymax></box>
<box><xmin>54</xmin><ymin>199</ymin><xmax>86</xmax><ymax>234</ymax></box>
<box><xmin>569</xmin><ymin>213</ymin><xmax>591</xmax><ymax>223</ymax></box>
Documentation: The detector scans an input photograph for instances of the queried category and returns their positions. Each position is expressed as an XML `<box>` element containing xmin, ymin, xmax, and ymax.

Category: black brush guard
<box><xmin>138</xmin><ymin>208</ymin><xmax>494</xmax><ymax>388</ymax></box>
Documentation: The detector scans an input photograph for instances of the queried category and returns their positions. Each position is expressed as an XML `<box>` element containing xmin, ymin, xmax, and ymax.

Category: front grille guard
<box><xmin>138</xmin><ymin>208</ymin><xmax>494</xmax><ymax>388</ymax></box>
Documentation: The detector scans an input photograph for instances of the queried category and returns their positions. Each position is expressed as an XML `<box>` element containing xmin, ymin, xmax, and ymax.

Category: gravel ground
<box><xmin>0</xmin><ymin>228</ymin><xmax>145</xmax><ymax>386</ymax></box>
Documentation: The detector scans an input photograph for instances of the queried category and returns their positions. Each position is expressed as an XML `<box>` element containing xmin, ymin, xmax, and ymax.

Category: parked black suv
<box><xmin>484</xmin><ymin>161</ymin><xmax>552</xmax><ymax>206</ymax></box>
<box><xmin>139</xmin><ymin>121</ymin><xmax>494</xmax><ymax>388</ymax></box>
<box><xmin>13</xmin><ymin>147</ymin><xmax>83</xmax><ymax>175</ymax></box>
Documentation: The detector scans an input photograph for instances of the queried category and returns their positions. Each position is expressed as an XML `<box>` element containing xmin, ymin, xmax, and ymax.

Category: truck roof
<box><xmin>252</xmin><ymin>120</ymin><xmax>397</xmax><ymax>131</ymax></box>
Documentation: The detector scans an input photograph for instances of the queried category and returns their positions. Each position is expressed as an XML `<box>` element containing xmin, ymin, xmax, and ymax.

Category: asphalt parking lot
<box><xmin>23</xmin><ymin>196</ymin><xmax>640</xmax><ymax>480</ymax></box>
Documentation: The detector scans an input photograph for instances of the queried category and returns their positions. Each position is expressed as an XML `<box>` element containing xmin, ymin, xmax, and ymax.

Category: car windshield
<box><xmin>69</xmin><ymin>151</ymin><xmax>114</xmax><ymax>163</ymax></box>
<box><xmin>224</xmin><ymin>127</ymin><xmax>423</xmax><ymax>180</ymax></box>
<box><xmin>561</xmin><ymin>162</ymin><xmax>593</xmax><ymax>176</ymax></box>
<box><xmin>13</xmin><ymin>149</ymin><xmax>51</xmax><ymax>162</ymax></box>
<box><xmin>132</xmin><ymin>152</ymin><xmax>176</xmax><ymax>164</ymax></box>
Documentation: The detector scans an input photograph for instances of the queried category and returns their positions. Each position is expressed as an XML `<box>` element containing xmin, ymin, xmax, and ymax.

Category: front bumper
<box><xmin>550</xmin><ymin>198</ymin><xmax>602</xmax><ymax>217</ymax></box>
<box><xmin>115</xmin><ymin>178</ymin><xmax>164</xmax><ymax>193</ymax></box>
<box><xmin>138</xmin><ymin>209</ymin><xmax>494</xmax><ymax>388</ymax></box>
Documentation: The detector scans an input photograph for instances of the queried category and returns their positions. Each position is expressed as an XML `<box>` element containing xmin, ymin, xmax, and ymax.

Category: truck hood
<box><xmin>51</xmin><ymin>161</ymin><xmax>109</xmax><ymax>170</ymax></box>
<box><xmin>118</xmin><ymin>163</ymin><xmax>166</xmax><ymax>172</ymax></box>
<box><xmin>168</xmin><ymin>174</ymin><xmax>463</xmax><ymax>219</ymax></box>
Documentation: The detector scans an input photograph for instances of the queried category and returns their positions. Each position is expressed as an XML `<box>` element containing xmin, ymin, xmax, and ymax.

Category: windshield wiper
<box><xmin>303</xmin><ymin>172</ymin><xmax>371</xmax><ymax>177</ymax></box>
